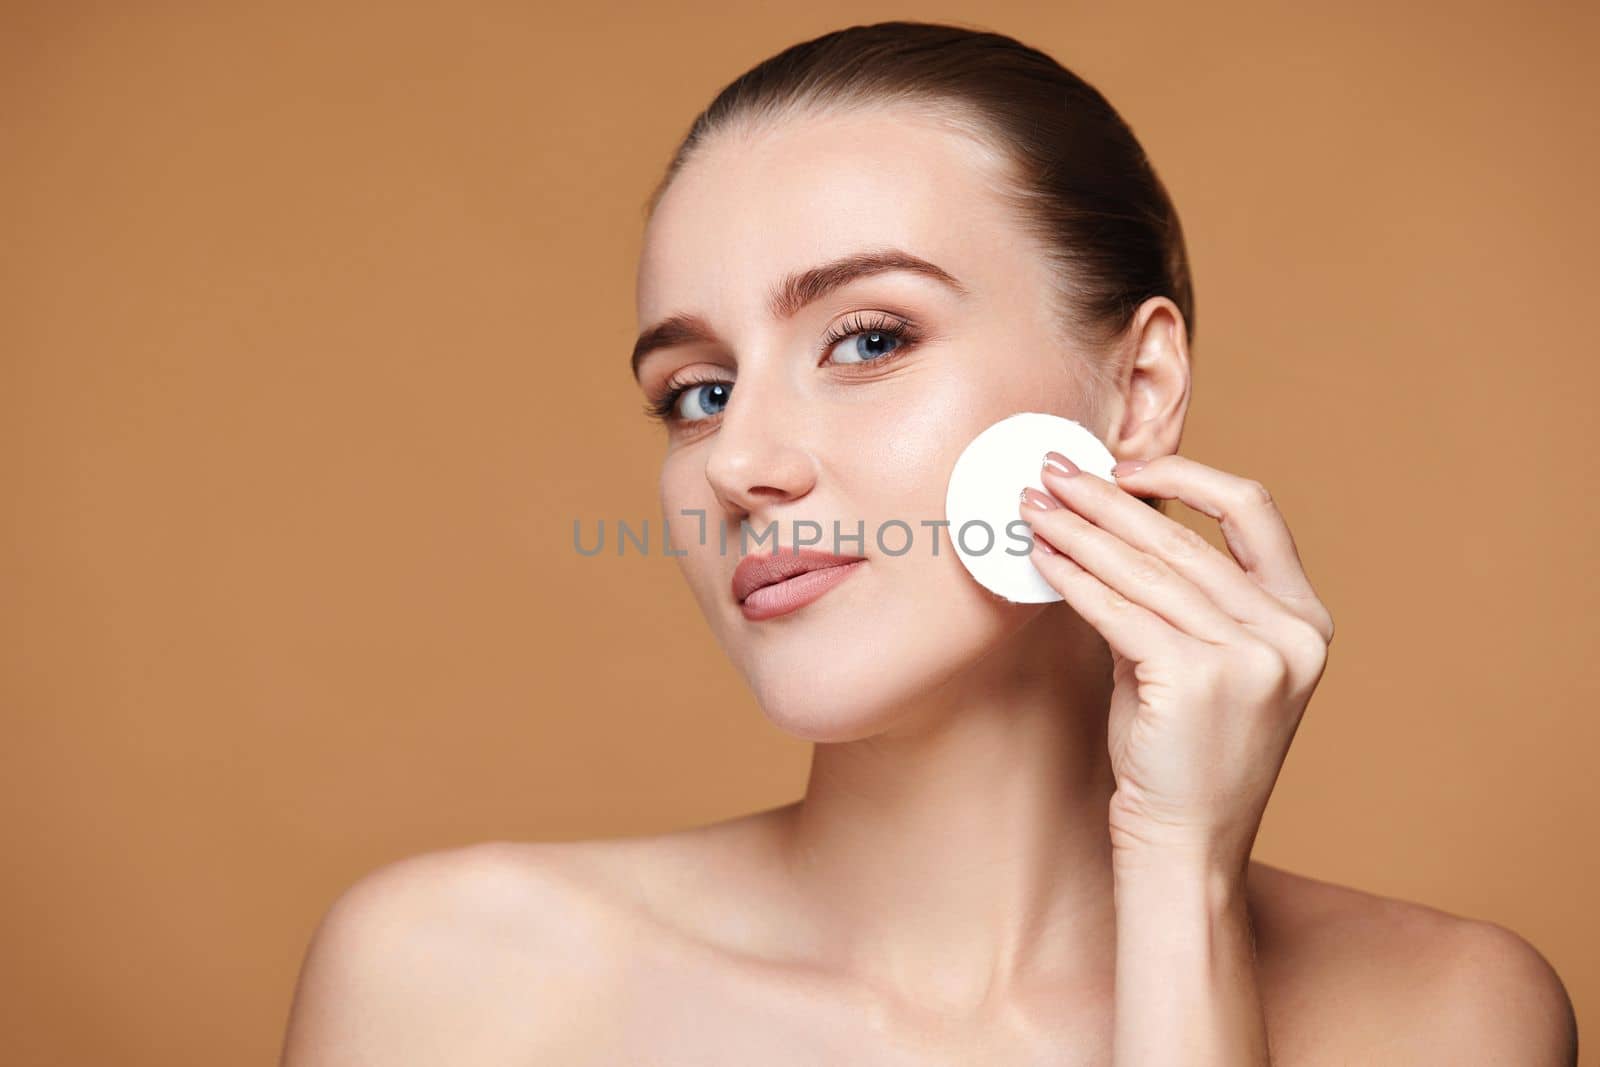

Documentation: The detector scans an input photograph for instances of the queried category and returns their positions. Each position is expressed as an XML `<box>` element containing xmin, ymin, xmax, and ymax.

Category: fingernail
<box><xmin>1113</xmin><ymin>459</ymin><xmax>1148</xmax><ymax>476</ymax></box>
<box><xmin>1043</xmin><ymin>451</ymin><xmax>1080</xmax><ymax>477</ymax></box>
<box><xmin>1032</xmin><ymin>532</ymin><xmax>1057</xmax><ymax>554</ymax></box>
<box><xmin>1020</xmin><ymin>486</ymin><xmax>1059</xmax><ymax>511</ymax></box>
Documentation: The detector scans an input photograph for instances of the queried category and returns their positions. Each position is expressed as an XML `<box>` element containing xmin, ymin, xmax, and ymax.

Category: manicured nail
<box><xmin>1112</xmin><ymin>459</ymin><xmax>1148</xmax><ymax>476</ymax></box>
<box><xmin>1043</xmin><ymin>451</ymin><xmax>1080</xmax><ymax>477</ymax></box>
<box><xmin>1020</xmin><ymin>486</ymin><xmax>1060</xmax><ymax>511</ymax></box>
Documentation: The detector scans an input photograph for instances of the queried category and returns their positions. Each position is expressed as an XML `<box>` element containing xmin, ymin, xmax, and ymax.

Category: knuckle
<box><xmin>1283</xmin><ymin>617</ymin><xmax>1331</xmax><ymax>670</ymax></box>
<box><xmin>1127</xmin><ymin>555</ymin><xmax>1174</xmax><ymax>587</ymax></box>
<box><xmin>1237</xmin><ymin>639</ymin><xmax>1290</xmax><ymax>688</ymax></box>
<box><xmin>1156</xmin><ymin>522</ymin><xmax>1210</xmax><ymax>562</ymax></box>
<box><xmin>1101</xmin><ymin>585</ymin><xmax>1136</xmax><ymax>612</ymax></box>
<box><xmin>1317</xmin><ymin>605</ymin><xmax>1336</xmax><ymax>646</ymax></box>
<box><xmin>1236</xmin><ymin>478</ymin><xmax>1274</xmax><ymax>509</ymax></box>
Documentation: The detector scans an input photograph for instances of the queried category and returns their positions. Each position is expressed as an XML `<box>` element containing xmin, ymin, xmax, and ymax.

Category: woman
<box><xmin>280</xmin><ymin>21</ymin><xmax>1577</xmax><ymax>1064</ymax></box>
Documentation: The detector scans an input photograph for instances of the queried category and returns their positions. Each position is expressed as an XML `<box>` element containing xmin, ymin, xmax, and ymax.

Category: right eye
<box><xmin>676</xmin><ymin>381</ymin><xmax>732</xmax><ymax>421</ymax></box>
<box><xmin>646</xmin><ymin>376</ymin><xmax>733</xmax><ymax>425</ymax></box>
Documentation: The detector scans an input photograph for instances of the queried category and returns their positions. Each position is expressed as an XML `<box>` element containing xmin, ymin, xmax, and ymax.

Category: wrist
<box><xmin>1108</xmin><ymin>805</ymin><xmax>1256</xmax><ymax>881</ymax></box>
<box><xmin>1111</xmin><ymin>841</ymin><xmax>1250</xmax><ymax>913</ymax></box>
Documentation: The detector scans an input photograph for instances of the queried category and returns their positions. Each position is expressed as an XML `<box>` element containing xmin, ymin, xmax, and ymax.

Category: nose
<box><xmin>702</xmin><ymin>373</ymin><xmax>819</xmax><ymax>519</ymax></box>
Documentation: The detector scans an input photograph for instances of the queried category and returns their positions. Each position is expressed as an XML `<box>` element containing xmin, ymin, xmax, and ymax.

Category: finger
<box><xmin>1022</xmin><ymin>520</ymin><xmax>1194</xmax><ymax>666</ymax></box>
<box><xmin>1021</xmin><ymin>488</ymin><xmax>1246</xmax><ymax>647</ymax></box>
<box><xmin>1110</xmin><ymin>455</ymin><xmax>1334</xmax><ymax>642</ymax></box>
<box><xmin>1040</xmin><ymin>457</ymin><xmax>1305</xmax><ymax>635</ymax></box>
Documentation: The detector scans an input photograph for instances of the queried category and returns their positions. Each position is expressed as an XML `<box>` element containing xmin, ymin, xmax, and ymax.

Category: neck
<box><xmin>777</xmin><ymin>604</ymin><xmax>1120</xmax><ymax>1014</ymax></box>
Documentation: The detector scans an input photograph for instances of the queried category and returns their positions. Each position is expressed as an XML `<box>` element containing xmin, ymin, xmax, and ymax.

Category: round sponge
<box><xmin>943</xmin><ymin>411</ymin><xmax>1117</xmax><ymax>603</ymax></box>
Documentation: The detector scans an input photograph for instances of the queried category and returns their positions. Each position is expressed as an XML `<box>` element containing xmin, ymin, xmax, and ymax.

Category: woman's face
<box><xmin>633</xmin><ymin>105</ymin><xmax>1101</xmax><ymax>741</ymax></box>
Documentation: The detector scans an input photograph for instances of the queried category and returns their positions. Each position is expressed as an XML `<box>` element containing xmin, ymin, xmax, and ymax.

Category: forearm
<box><xmin>1111</xmin><ymin>850</ymin><xmax>1270</xmax><ymax>1066</ymax></box>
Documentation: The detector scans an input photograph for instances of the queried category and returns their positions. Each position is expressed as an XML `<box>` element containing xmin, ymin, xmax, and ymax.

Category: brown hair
<box><xmin>647</xmin><ymin>20</ymin><xmax>1190</xmax><ymax>509</ymax></box>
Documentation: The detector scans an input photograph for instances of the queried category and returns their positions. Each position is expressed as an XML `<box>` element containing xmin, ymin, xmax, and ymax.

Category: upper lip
<box><xmin>731</xmin><ymin>549</ymin><xmax>866</xmax><ymax>603</ymax></box>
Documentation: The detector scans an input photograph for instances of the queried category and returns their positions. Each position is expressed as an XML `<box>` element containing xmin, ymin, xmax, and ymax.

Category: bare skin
<box><xmin>279</xmin><ymin>818</ymin><xmax>1575</xmax><ymax>1064</ymax></box>
<box><xmin>281</xmin><ymin>102</ymin><xmax>1577</xmax><ymax>1063</ymax></box>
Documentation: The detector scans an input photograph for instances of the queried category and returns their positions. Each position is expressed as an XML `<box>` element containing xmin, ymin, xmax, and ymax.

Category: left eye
<box><xmin>827</xmin><ymin>327</ymin><xmax>906</xmax><ymax>365</ymax></box>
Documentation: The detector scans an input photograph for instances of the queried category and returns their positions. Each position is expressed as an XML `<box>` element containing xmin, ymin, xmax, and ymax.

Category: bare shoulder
<box><xmin>278</xmin><ymin>810</ymin><xmax>794</xmax><ymax>1065</ymax></box>
<box><xmin>278</xmin><ymin>839</ymin><xmax>648</xmax><ymax>1065</ymax></box>
<box><xmin>1246</xmin><ymin>860</ymin><xmax>1578</xmax><ymax>1066</ymax></box>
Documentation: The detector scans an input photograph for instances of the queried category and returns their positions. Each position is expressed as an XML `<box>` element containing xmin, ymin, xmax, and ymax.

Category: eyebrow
<box><xmin>630</xmin><ymin>248</ymin><xmax>967</xmax><ymax>380</ymax></box>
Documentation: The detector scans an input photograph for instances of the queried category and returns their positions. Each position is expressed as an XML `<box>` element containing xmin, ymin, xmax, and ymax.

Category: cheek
<box><xmin>657</xmin><ymin>457</ymin><xmax>694</xmax><ymax>515</ymax></box>
<box><xmin>657</xmin><ymin>457</ymin><xmax>724</xmax><ymax>584</ymax></box>
<box><xmin>841</xmin><ymin>362</ymin><xmax>1037</xmax><ymax>515</ymax></box>
<box><xmin>658</xmin><ymin>447</ymin><xmax>731</xmax><ymax>522</ymax></box>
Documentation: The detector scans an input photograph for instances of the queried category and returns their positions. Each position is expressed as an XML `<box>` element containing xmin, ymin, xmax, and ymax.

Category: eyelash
<box><xmin>642</xmin><ymin>312</ymin><xmax>923</xmax><ymax>427</ymax></box>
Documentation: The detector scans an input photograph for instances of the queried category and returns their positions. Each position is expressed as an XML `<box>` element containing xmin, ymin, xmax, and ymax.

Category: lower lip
<box><xmin>740</xmin><ymin>561</ymin><xmax>866</xmax><ymax>622</ymax></box>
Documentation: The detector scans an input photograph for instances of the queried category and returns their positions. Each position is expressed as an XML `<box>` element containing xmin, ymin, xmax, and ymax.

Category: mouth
<box><xmin>731</xmin><ymin>549</ymin><xmax>868</xmax><ymax>622</ymax></box>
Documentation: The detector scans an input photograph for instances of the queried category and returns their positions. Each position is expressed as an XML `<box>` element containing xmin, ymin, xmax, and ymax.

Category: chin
<box><xmin>746</xmin><ymin>657</ymin><xmax>926</xmax><ymax>742</ymax></box>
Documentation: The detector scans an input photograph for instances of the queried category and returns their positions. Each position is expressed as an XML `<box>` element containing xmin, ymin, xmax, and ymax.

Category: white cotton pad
<box><xmin>943</xmin><ymin>412</ymin><xmax>1118</xmax><ymax>603</ymax></box>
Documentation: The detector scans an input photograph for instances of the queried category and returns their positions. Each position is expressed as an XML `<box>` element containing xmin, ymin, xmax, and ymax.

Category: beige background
<box><xmin>5</xmin><ymin>2</ymin><xmax>1596</xmax><ymax>1062</ymax></box>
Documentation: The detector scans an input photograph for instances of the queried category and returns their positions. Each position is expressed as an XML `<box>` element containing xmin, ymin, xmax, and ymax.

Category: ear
<box><xmin>1102</xmin><ymin>296</ymin><xmax>1192</xmax><ymax>464</ymax></box>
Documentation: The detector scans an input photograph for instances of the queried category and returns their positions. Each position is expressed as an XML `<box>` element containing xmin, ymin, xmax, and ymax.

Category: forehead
<box><xmin>636</xmin><ymin>106</ymin><xmax>1024</xmax><ymax>323</ymax></box>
